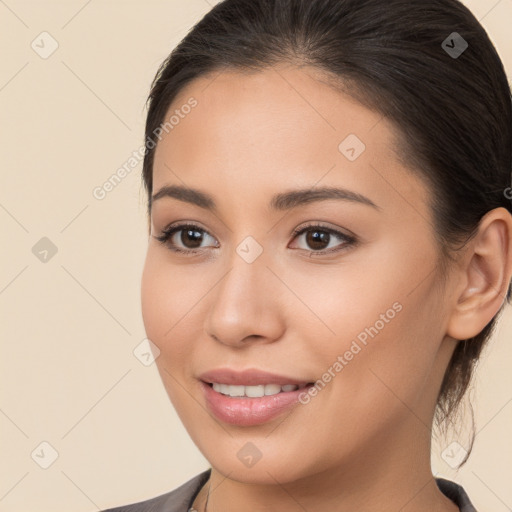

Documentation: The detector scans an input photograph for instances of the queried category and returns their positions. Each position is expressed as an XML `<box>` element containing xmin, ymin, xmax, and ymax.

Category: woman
<box><xmin>102</xmin><ymin>0</ymin><xmax>512</xmax><ymax>510</ymax></box>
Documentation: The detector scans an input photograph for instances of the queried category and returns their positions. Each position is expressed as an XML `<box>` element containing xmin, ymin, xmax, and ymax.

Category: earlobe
<box><xmin>446</xmin><ymin>207</ymin><xmax>512</xmax><ymax>341</ymax></box>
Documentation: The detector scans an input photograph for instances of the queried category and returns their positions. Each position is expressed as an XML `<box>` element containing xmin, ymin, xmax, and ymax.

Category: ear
<box><xmin>446</xmin><ymin>207</ymin><xmax>512</xmax><ymax>341</ymax></box>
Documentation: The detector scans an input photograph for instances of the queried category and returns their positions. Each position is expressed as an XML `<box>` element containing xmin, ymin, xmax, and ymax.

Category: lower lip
<box><xmin>200</xmin><ymin>381</ymin><xmax>311</xmax><ymax>426</ymax></box>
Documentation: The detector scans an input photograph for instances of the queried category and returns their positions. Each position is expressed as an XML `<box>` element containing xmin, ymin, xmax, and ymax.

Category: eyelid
<box><xmin>291</xmin><ymin>221</ymin><xmax>356</xmax><ymax>240</ymax></box>
<box><xmin>154</xmin><ymin>220</ymin><xmax>357</xmax><ymax>256</ymax></box>
<box><xmin>289</xmin><ymin>222</ymin><xmax>357</xmax><ymax>253</ymax></box>
<box><xmin>154</xmin><ymin>221</ymin><xmax>218</xmax><ymax>252</ymax></box>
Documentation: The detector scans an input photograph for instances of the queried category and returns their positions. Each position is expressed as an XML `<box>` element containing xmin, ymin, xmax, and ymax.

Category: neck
<box><xmin>193</xmin><ymin>423</ymin><xmax>459</xmax><ymax>512</ymax></box>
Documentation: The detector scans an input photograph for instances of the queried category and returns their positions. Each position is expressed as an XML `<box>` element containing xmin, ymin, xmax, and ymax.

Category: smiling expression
<box><xmin>140</xmin><ymin>63</ymin><xmax>458</xmax><ymax>483</ymax></box>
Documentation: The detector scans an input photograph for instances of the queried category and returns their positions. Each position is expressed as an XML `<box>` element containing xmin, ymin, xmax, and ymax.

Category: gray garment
<box><xmin>100</xmin><ymin>469</ymin><xmax>477</xmax><ymax>512</ymax></box>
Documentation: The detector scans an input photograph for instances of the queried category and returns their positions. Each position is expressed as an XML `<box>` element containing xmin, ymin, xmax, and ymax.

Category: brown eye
<box><xmin>178</xmin><ymin>227</ymin><xmax>205</xmax><ymax>249</ymax></box>
<box><xmin>304</xmin><ymin>229</ymin><xmax>331</xmax><ymax>250</ymax></box>
<box><xmin>155</xmin><ymin>223</ymin><xmax>218</xmax><ymax>254</ymax></box>
<box><xmin>291</xmin><ymin>224</ymin><xmax>356</xmax><ymax>254</ymax></box>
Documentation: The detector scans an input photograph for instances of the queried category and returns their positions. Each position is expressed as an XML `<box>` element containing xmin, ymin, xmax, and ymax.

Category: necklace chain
<box><xmin>204</xmin><ymin>478</ymin><xmax>211</xmax><ymax>512</ymax></box>
<box><xmin>189</xmin><ymin>475</ymin><xmax>211</xmax><ymax>512</ymax></box>
<box><xmin>204</xmin><ymin>476</ymin><xmax>212</xmax><ymax>512</ymax></box>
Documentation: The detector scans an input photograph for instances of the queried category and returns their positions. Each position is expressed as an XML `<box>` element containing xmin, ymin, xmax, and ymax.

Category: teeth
<box><xmin>264</xmin><ymin>384</ymin><xmax>282</xmax><ymax>395</ymax></box>
<box><xmin>227</xmin><ymin>384</ymin><xmax>245</xmax><ymax>397</ymax></box>
<box><xmin>246</xmin><ymin>385</ymin><xmax>265</xmax><ymax>397</ymax></box>
<box><xmin>211</xmin><ymin>382</ymin><xmax>300</xmax><ymax>397</ymax></box>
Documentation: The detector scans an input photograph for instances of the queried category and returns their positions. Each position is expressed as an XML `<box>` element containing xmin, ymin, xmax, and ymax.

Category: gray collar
<box><xmin>101</xmin><ymin>469</ymin><xmax>478</xmax><ymax>511</ymax></box>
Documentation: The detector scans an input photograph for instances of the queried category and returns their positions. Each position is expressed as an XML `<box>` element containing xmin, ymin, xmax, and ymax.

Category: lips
<box><xmin>198</xmin><ymin>367</ymin><xmax>312</xmax><ymax>387</ymax></box>
<box><xmin>197</xmin><ymin>368</ymin><xmax>315</xmax><ymax>426</ymax></box>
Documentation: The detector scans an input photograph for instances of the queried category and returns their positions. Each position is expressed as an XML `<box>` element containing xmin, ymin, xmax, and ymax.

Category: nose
<box><xmin>204</xmin><ymin>254</ymin><xmax>285</xmax><ymax>348</ymax></box>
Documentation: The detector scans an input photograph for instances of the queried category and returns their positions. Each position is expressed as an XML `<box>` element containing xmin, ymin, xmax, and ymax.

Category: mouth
<box><xmin>204</xmin><ymin>381</ymin><xmax>314</xmax><ymax>398</ymax></box>
<box><xmin>199</xmin><ymin>379</ymin><xmax>315</xmax><ymax>426</ymax></box>
<box><xmin>197</xmin><ymin>368</ymin><xmax>316</xmax><ymax>425</ymax></box>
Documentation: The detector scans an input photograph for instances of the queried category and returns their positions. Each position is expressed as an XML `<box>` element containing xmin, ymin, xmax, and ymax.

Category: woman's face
<box><xmin>141</xmin><ymin>64</ymin><xmax>458</xmax><ymax>483</ymax></box>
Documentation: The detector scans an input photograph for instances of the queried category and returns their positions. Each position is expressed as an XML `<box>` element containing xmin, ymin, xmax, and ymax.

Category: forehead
<box><xmin>156</xmin><ymin>64</ymin><xmax>391</xmax><ymax>165</ymax></box>
<box><xmin>151</xmin><ymin>65</ymin><xmax>429</xmax><ymax>222</ymax></box>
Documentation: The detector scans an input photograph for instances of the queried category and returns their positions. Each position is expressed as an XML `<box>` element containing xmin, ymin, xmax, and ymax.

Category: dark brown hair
<box><xmin>141</xmin><ymin>0</ymin><xmax>512</xmax><ymax>464</ymax></box>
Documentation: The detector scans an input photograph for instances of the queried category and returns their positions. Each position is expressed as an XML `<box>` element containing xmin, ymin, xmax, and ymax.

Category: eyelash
<box><xmin>154</xmin><ymin>222</ymin><xmax>357</xmax><ymax>256</ymax></box>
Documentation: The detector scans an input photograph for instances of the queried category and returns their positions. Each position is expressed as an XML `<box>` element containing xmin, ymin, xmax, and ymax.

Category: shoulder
<box><xmin>436</xmin><ymin>477</ymin><xmax>478</xmax><ymax>512</ymax></box>
<box><xmin>100</xmin><ymin>469</ymin><xmax>211</xmax><ymax>512</ymax></box>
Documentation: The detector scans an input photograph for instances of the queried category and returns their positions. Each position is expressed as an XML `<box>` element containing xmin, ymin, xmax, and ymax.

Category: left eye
<box><xmin>154</xmin><ymin>223</ymin><xmax>356</xmax><ymax>255</ymax></box>
<box><xmin>290</xmin><ymin>225</ymin><xmax>356</xmax><ymax>253</ymax></box>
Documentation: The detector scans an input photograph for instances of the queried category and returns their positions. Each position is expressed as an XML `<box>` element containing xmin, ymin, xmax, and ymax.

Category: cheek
<box><xmin>140</xmin><ymin>249</ymin><xmax>201</xmax><ymax>343</ymax></box>
<box><xmin>140</xmin><ymin>253</ymin><xmax>169</xmax><ymax>343</ymax></box>
<box><xmin>278</xmin><ymin>253</ymin><xmax>405</xmax><ymax>353</ymax></box>
<box><xmin>285</xmin><ymin>240</ymin><xmax>444</xmax><ymax>407</ymax></box>
<box><xmin>140</xmin><ymin>251</ymin><xmax>201</xmax><ymax>408</ymax></box>
<box><xmin>140</xmin><ymin>251</ymin><xmax>194</xmax><ymax>392</ymax></box>
<box><xmin>140</xmin><ymin>248</ymin><xmax>219</xmax><ymax>389</ymax></box>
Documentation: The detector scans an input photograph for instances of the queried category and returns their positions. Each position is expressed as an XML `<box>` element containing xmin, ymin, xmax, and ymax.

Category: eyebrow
<box><xmin>150</xmin><ymin>184</ymin><xmax>380</xmax><ymax>212</ymax></box>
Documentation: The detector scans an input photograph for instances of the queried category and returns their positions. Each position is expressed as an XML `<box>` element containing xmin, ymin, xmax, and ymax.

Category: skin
<box><xmin>140</xmin><ymin>63</ymin><xmax>512</xmax><ymax>512</ymax></box>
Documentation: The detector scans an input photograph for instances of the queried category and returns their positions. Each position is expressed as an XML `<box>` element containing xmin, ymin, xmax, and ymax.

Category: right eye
<box><xmin>154</xmin><ymin>223</ymin><xmax>219</xmax><ymax>255</ymax></box>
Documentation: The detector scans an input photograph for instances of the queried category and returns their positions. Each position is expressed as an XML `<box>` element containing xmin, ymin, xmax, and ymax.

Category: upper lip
<box><xmin>198</xmin><ymin>368</ymin><xmax>312</xmax><ymax>387</ymax></box>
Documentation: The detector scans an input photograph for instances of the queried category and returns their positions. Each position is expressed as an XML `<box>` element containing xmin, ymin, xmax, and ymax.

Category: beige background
<box><xmin>0</xmin><ymin>0</ymin><xmax>511</xmax><ymax>511</ymax></box>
